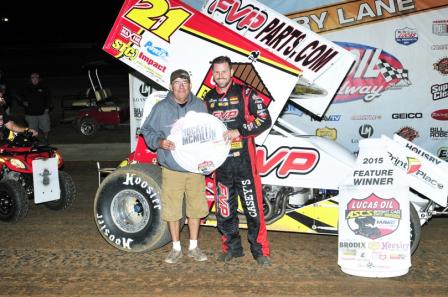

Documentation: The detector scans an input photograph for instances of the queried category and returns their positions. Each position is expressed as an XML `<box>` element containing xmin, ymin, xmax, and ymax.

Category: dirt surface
<box><xmin>1</xmin><ymin>161</ymin><xmax>448</xmax><ymax>297</ymax></box>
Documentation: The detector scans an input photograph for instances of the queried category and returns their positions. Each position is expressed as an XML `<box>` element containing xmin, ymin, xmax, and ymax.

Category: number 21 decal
<box><xmin>125</xmin><ymin>0</ymin><xmax>191</xmax><ymax>42</ymax></box>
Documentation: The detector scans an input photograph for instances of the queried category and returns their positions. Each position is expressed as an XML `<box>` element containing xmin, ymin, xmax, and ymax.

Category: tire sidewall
<box><xmin>94</xmin><ymin>164</ymin><xmax>167</xmax><ymax>252</ymax></box>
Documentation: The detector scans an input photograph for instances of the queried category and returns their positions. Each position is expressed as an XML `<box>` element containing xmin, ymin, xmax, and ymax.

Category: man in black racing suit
<box><xmin>205</xmin><ymin>56</ymin><xmax>272</xmax><ymax>266</ymax></box>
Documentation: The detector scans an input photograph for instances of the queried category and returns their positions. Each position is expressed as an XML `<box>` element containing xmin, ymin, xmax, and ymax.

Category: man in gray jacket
<box><xmin>140</xmin><ymin>69</ymin><xmax>209</xmax><ymax>264</ymax></box>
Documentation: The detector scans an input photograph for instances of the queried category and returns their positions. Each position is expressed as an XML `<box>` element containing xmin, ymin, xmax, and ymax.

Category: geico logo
<box><xmin>257</xmin><ymin>146</ymin><xmax>319</xmax><ymax>178</ymax></box>
<box><xmin>392</xmin><ymin>113</ymin><xmax>423</xmax><ymax>119</ymax></box>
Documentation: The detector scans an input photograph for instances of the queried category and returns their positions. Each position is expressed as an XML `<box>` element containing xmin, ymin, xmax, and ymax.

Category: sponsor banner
<box><xmin>104</xmin><ymin>0</ymin><xmax>301</xmax><ymax>144</ymax></box>
<box><xmin>201</xmin><ymin>0</ymin><xmax>356</xmax><ymax>118</ymax></box>
<box><xmin>339</xmin><ymin>137</ymin><xmax>411</xmax><ymax>277</ymax></box>
<box><xmin>168</xmin><ymin>111</ymin><xmax>230</xmax><ymax>174</ymax></box>
<box><xmin>273</xmin><ymin>2</ymin><xmax>448</xmax><ymax>156</ymax></box>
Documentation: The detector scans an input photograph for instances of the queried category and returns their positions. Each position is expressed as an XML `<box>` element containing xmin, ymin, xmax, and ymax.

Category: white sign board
<box><xmin>32</xmin><ymin>158</ymin><xmax>60</xmax><ymax>204</ymax></box>
<box><xmin>168</xmin><ymin>111</ymin><xmax>230</xmax><ymax>174</ymax></box>
<box><xmin>338</xmin><ymin>138</ymin><xmax>411</xmax><ymax>277</ymax></box>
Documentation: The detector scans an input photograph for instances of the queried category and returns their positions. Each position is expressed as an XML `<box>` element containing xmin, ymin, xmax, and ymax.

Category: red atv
<box><xmin>0</xmin><ymin>131</ymin><xmax>76</xmax><ymax>223</ymax></box>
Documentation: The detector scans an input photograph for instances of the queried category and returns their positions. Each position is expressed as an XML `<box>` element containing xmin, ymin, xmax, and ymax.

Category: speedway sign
<box><xmin>103</xmin><ymin>0</ymin><xmax>301</xmax><ymax>144</ymax></box>
<box><xmin>201</xmin><ymin>0</ymin><xmax>356</xmax><ymax>117</ymax></box>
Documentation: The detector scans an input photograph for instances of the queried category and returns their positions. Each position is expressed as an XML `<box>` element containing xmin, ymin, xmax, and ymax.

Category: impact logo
<box><xmin>433</xmin><ymin>57</ymin><xmax>448</xmax><ymax>76</ymax></box>
<box><xmin>144</xmin><ymin>41</ymin><xmax>168</xmax><ymax>60</ymax></box>
<box><xmin>346</xmin><ymin>194</ymin><xmax>401</xmax><ymax>240</ymax></box>
<box><xmin>334</xmin><ymin>42</ymin><xmax>411</xmax><ymax>103</ymax></box>
<box><xmin>395</xmin><ymin>27</ymin><xmax>418</xmax><ymax>46</ymax></box>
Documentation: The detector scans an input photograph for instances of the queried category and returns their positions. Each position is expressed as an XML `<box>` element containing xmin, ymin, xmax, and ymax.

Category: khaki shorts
<box><xmin>25</xmin><ymin>114</ymin><xmax>51</xmax><ymax>133</ymax></box>
<box><xmin>161</xmin><ymin>167</ymin><xmax>209</xmax><ymax>221</ymax></box>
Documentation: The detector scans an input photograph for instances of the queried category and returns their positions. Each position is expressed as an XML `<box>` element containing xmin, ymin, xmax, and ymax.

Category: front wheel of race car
<box><xmin>94</xmin><ymin>164</ymin><xmax>170</xmax><ymax>252</ymax></box>
<box><xmin>410</xmin><ymin>203</ymin><xmax>421</xmax><ymax>255</ymax></box>
<box><xmin>0</xmin><ymin>179</ymin><xmax>29</xmax><ymax>223</ymax></box>
<box><xmin>45</xmin><ymin>171</ymin><xmax>77</xmax><ymax>210</ymax></box>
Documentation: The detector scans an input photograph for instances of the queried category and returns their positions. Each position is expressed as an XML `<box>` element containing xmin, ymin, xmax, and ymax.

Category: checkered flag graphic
<box><xmin>377</xmin><ymin>60</ymin><xmax>411</xmax><ymax>86</ymax></box>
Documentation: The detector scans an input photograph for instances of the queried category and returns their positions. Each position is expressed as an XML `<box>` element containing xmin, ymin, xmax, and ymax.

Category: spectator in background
<box><xmin>22</xmin><ymin>72</ymin><xmax>52</xmax><ymax>145</ymax></box>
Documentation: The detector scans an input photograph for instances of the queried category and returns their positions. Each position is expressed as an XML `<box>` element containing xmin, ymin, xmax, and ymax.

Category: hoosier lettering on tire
<box><xmin>94</xmin><ymin>164</ymin><xmax>170</xmax><ymax>252</ymax></box>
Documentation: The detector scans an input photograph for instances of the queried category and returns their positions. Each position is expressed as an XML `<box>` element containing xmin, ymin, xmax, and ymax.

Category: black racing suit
<box><xmin>205</xmin><ymin>79</ymin><xmax>271</xmax><ymax>259</ymax></box>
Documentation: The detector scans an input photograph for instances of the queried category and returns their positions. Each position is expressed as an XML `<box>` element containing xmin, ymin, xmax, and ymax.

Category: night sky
<box><xmin>0</xmin><ymin>1</ymin><xmax>127</xmax><ymax>77</ymax></box>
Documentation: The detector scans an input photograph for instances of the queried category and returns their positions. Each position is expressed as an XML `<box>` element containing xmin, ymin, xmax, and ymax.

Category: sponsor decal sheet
<box><xmin>103</xmin><ymin>0</ymin><xmax>302</xmax><ymax>145</ymax></box>
<box><xmin>338</xmin><ymin>137</ymin><xmax>411</xmax><ymax>277</ymax></box>
<box><xmin>277</xmin><ymin>0</ymin><xmax>448</xmax><ymax>157</ymax></box>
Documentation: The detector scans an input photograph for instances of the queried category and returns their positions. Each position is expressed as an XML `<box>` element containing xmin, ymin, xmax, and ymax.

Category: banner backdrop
<box><xmin>273</xmin><ymin>0</ymin><xmax>448</xmax><ymax>160</ymax></box>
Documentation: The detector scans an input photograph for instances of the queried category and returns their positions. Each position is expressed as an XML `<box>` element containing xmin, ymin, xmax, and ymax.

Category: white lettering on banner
<box><xmin>241</xmin><ymin>179</ymin><xmax>257</xmax><ymax>217</ymax></box>
<box><xmin>291</xmin><ymin>0</ymin><xmax>415</xmax><ymax>30</ymax></box>
<box><xmin>96</xmin><ymin>214</ymin><xmax>134</xmax><ymax>249</ymax></box>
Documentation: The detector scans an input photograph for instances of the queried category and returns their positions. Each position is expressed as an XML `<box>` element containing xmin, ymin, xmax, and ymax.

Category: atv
<box><xmin>0</xmin><ymin>131</ymin><xmax>76</xmax><ymax>223</ymax></box>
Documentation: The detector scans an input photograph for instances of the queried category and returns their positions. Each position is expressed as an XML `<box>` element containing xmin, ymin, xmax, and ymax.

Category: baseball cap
<box><xmin>170</xmin><ymin>69</ymin><xmax>190</xmax><ymax>83</ymax></box>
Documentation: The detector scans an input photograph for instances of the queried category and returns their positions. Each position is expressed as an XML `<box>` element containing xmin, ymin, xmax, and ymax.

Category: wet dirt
<box><xmin>1</xmin><ymin>161</ymin><xmax>448</xmax><ymax>297</ymax></box>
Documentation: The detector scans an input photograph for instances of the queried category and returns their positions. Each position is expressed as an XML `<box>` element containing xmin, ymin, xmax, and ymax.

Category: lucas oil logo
<box><xmin>395</xmin><ymin>27</ymin><xmax>418</xmax><ymax>46</ymax></box>
<box><xmin>346</xmin><ymin>193</ymin><xmax>401</xmax><ymax>240</ymax></box>
<box><xmin>334</xmin><ymin>42</ymin><xmax>411</xmax><ymax>103</ymax></box>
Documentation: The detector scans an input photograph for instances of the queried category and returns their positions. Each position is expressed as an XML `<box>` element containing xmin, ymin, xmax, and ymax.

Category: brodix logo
<box><xmin>256</xmin><ymin>146</ymin><xmax>319</xmax><ymax>178</ymax></box>
<box><xmin>334</xmin><ymin>42</ymin><xmax>411</xmax><ymax>103</ymax></box>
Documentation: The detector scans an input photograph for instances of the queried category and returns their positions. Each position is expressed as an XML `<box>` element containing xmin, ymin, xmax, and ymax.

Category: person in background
<box><xmin>204</xmin><ymin>56</ymin><xmax>272</xmax><ymax>266</ymax></box>
<box><xmin>21</xmin><ymin>72</ymin><xmax>52</xmax><ymax>145</ymax></box>
<box><xmin>140</xmin><ymin>69</ymin><xmax>209</xmax><ymax>264</ymax></box>
<box><xmin>0</xmin><ymin>92</ymin><xmax>37</xmax><ymax>142</ymax></box>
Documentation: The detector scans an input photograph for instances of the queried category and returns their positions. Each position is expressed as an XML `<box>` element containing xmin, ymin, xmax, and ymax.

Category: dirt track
<box><xmin>1</xmin><ymin>161</ymin><xmax>448</xmax><ymax>297</ymax></box>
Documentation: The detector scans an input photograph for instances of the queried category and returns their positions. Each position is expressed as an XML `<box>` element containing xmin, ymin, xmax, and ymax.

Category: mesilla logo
<box><xmin>334</xmin><ymin>42</ymin><xmax>411</xmax><ymax>103</ymax></box>
<box><xmin>431</xmin><ymin>109</ymin><xmax>448</xmax><ymax>121</ymax></box>
<box><xmin>256</xmin><ymin>146</ymin><xmax>319</xmax><ymax>178</ymax></box>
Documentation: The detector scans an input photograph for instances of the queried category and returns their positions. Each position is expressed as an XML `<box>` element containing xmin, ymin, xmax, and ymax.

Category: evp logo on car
<box><xmin>431</xmin><ymin>109</ymin><xmax>448</xmax><ymax>121</ymax></box>
<box><xmin>144</xmin><ymin>41</ymin><xmax>168</xmax><ymax>60</ymax></box>
<box><xmin>256</xmin><ymin>146</ymin><xmax>319</xmax><ymax>178</ymax></box>
<box><xmin>395</xmin><ymin>27</ymin><xmax>418</xmax><ymax>46</ymax></box>
<box><xmin>334</xmin><ymin>42</ymin><xmax>411</xmax><ymax>103</ymax></box>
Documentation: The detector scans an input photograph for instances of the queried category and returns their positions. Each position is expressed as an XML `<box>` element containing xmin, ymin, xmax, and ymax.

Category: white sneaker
<box><xmin>188</xmin><ymin>247</ymin><xmax>208</xmax><ymax>262</ymax></box>
<box><xmin>164</xmin><ymin>249</ymin><xmax>183</xmax><ymax>264</ymax></box>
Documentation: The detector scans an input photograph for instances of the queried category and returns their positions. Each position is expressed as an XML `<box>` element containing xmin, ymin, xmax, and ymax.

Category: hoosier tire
<box><xmin>94</xmin><ymin>164</ymin><xmax>170</xmax><ymax>252</ymax></box>
<box><xmin>45</xmin><ymin>171</ymin><xmax>77</xmax><ymax>210</ymax></box>
<box><xmin>0</xmin><ymin>179</ymin><xmax>29</xmax><ymax>223</ymax></box>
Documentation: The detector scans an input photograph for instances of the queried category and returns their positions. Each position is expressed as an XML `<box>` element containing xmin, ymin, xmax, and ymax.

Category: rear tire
<box><xmin>45</xmin><ymin>171</ymin><xmax>77</xmax><ymax>210</ymax></box>
<box><xmin>94</xmin><ymin>164</ymin><xmax>171</xmax><ymax>252</ymax></box>
<box><xmin>0</xmin><ymin>179</ymin><xmax>28</xmax><ymax>223</ymax></box>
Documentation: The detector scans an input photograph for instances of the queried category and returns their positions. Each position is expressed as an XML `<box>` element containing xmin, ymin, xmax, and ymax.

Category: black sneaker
<box><xmin>217</xmin><ymin>252</ymin><xmax>244</xmax><ymax>262</ymax></box>
<box><xmin>255</xmin><ymin>256</ymin><xmax>272</xmax><ymax>266</ymax></box>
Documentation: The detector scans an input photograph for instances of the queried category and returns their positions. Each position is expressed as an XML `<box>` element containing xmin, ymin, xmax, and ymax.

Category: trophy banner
<box><xmin>168</xmin><ymin>111</ymin><xmax>229</xmax><ymax>175</ymax></box>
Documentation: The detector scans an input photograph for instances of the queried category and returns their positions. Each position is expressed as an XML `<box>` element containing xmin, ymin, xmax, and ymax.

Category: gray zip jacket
<box><xmin>140</xmin><ymin>91</ymin><xmax>207</xmax><ymax>172</ymax></box>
